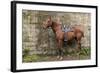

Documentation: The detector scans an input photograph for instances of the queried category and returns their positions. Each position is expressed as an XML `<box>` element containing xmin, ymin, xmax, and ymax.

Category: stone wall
<box><xmin>22</xmin><ymin>10</ymin><xmax>91</xmax><ymax>55</ymax></box>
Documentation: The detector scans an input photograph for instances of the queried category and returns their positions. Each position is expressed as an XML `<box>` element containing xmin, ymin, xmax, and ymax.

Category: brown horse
<box><xmin>43</xmin><ymin>16</ymin><xmax>84</xmax><ymax>59</ymax></box>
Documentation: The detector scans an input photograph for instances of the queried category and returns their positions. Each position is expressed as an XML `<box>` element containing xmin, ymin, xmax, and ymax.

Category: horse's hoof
<box><xmin>57</xmin><ymin>56</ymin><xmax>60</xmax><ymax>59</ymax></box>
<box><xmin>60</xmin><ymin>56</ymin><xmax>63</xmax><ymax>60</ymax></box>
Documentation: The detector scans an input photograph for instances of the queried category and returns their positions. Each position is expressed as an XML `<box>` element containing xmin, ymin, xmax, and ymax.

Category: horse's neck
<box><xmin>51</xmin><ymin>22</ymin><xmax>62</xmax><ymax>33</ymax></box>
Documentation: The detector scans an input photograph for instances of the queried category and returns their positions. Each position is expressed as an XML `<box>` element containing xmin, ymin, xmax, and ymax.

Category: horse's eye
<box><xmin>48</xmin><ymin>20</ymin><xmax>51</xmax><ymax>23</ymax></box>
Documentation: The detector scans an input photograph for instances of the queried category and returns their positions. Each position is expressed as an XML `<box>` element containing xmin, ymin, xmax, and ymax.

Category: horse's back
<box><xmin>71</xmin><ymin>26</ymin><xmax>84</xmax><ymax>41</ymax></box>
<box><xmin>72</xmin><ymin>25</ymin><xmax>84</xmax><ymax>33</ymax></box>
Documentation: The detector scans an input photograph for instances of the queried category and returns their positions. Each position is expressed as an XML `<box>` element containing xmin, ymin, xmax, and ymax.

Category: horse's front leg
<box><xmin>56</xmin><ymin>41</ymin><xmax>60</xmax><ymax>59</ymax></box>
<box><xmin>57</xmin><ymin>40</ymin><xmax>63</xmax><ymax>60</ymax></box>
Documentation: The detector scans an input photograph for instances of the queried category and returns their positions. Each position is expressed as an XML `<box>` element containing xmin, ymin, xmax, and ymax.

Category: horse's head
<box><xmin>43</xmin><ymin>16</ymin><xmax>53</xmax><ymax>29</ymax></box>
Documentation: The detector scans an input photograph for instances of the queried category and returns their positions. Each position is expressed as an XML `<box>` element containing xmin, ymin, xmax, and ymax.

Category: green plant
<box><xmin>23</xmin><ymin>48</ymin><xmax>30</xmax><ymax>57</ymax></box>
<box><xmin>23</xmin><ymin>54</ymin><xmax>49</xmax><ymax>62</ymax></box>
<box><xmin>23</xmin><ymin>54</ymin><xmax>40</xmax><ymax>62</ymax></box>
<box><xmin>79</xmin><ymin>48</ymin><xmax>90</xmax><ymax>56</ymax></box>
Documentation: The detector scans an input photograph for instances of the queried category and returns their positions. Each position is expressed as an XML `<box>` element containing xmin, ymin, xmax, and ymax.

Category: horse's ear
<box><xmin>57</xmin><ymin>17</ymin><xmax>60</xmax><ymax>22</ymax></box>
<box><xmin>48</xmin><ymin>16</ymin><xmax>51</xmax><ymax>20</ymax></box>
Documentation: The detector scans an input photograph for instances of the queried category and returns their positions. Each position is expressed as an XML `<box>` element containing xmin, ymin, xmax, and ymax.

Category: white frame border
<box><xmin>16</xmin><ymin>3</ymin><xmax>96</xmax><ymax>70</ymax></box>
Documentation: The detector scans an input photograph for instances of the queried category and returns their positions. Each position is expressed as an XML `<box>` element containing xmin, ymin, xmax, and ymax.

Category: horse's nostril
<box><xmin>42</xmin><ymin>24</ymin><xmax>46</xmax><ymax>29</ymax></box>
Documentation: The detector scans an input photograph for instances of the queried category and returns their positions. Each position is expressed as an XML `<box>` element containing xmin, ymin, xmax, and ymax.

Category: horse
<box><xmin>43</xmin><ymin>16</ymin><xmax>84</xmax><ymax>60</ymax></box>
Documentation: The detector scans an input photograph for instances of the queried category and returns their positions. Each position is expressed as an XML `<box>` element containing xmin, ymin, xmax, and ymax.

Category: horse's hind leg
<box><xmin>78</xmin><ymin>40</ymin><xmax>81</xmax><ymax>50</ymax></box>
<box><xmin>76</xmin><ymin>40</ymin><xmax>81</xmax><ymax>56</ymax></box>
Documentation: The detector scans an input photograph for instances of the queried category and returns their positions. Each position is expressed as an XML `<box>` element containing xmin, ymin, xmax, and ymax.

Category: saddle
<box><xmin>62</xmin><ymin>28</ymin><xmax>73</xmax><ymax>41</ymax></box>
